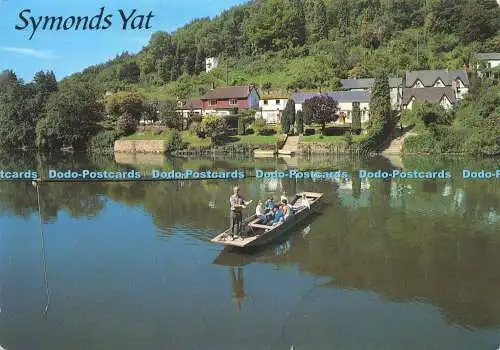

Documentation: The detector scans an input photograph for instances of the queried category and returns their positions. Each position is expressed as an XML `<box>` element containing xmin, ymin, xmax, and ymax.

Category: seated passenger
<box><xmin>272</xmin><ymin>205</ymin><xmax>284</xmax><ymax>225</ymax></box>
<box><xmin>255</xmin><ymin>200</ymin><xmax>267</xmax><ymax>224</ymax></box>
<box><xmin>282</xmin><ymin>199</ymin><xmax>292</xmax><ymax>220</ymax></box>
<box><xmin>264</xmin><ymin>196</ymin><xmax>274</xmax><ymax>212</ymax></box>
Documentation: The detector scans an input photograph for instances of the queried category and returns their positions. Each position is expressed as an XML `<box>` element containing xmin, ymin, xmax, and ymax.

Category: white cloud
<box><xmin>1</xmin><ymin>47</ymin><xmax>57</xmax><ymax>59</ymax></box>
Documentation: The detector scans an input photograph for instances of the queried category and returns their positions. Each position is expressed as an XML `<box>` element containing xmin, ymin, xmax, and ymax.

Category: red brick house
<box><xmin>200</xmin><ymin>85</ymin><xmax>260</xmax><ymax>115</ymax></box>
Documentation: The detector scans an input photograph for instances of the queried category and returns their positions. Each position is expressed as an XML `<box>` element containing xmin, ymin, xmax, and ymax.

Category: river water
<box><xmin>0</xmin><ymin>153</ymin><xmax>499</xmax><ymax>350</ymax></box>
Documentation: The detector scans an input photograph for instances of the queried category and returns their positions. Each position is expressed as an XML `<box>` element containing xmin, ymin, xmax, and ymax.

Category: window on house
<box><xmin>276</xmin><ymin>100</ymin><xmax>280</xmax><ymax>105</ymax></box>
<box><xmin>210</xmin><ymin>100</ymin><xmax>217</xmax><ymax>106</ymax></box>
<box><xmin>264</xmin><ymin>100</ymin><xmax>268</xmax><ymax>105</ymax></box>
<box><xmin>230</xmin><ymin>99</ymin><xmax>237</xmax><ymax>105</ymax></box>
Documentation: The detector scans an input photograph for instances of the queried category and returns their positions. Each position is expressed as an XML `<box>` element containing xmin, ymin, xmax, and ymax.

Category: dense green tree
<box><xmin>362</xmin><ymin>72</ymin><xmax>392</xmax><ymax>151</ymax></box>
<box><xmin>281</xmin><ymin>99</ymin><xmax>296</xmax><ymax>134</ymax></box>
<box><xmin>201</xmin><ymin>114</ymin><xmax>227</xmax><ymax>143</ymax></box>
<box><xmin>118</xmin><ymin>62</ymin><xmax>140</xmax><ymax>83</ymax></box>
<box><xmin>36</xmin><ymin>81</ymin><xmax>103</xmax><ymax>150</ymax></box>
<box><xmin>351</xmin><ymin>101</ymin><xmax>361</xmax><ymax>134</ymax></box>
<box><xmin>157</xmin><ymin>56</ymin><xmax>174</xmax><ymax>83</ymax></box>
<box><xmin>309</xmin><ymin>0</ymin><xmax>329</xmax><ymax>42</ymax></box>
<box><xmin>104</xmin><ymin>92</ymin><xmax>144</xmax><ymax>132</ymax></box>
<box><xmin>302</xmin><ymin>95</ymin><xmax>339</xmax><ymax>134</ymax></box>
<box><xmin>159</xmin><ymin>100</ymin><xmax>183</xmax><ymax>130</ymax></box>
<box><xmin>142</xmin><ymin>100</ymin><xmax>160</xmax><ymax>124</ymax></box>
<box><xmin>194</xmin><ymin>46</ymin><xmax>205</xmax><ymax>75</ymax></box>
<box><xmin>296</xmin><ymin>110</ymin><xmax>304</xmax><ymax>134</ymax></box>
<box><xmin>459</xmin><ymin>0</ymin><xmax>500</xmax><ymax>44</ymax></box>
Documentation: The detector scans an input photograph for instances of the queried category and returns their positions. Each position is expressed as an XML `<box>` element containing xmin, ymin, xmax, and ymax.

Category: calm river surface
<box><xmin>0</xmin><ymin>153</ymin><xmax>499</xmax><ymax>350</ymax></box>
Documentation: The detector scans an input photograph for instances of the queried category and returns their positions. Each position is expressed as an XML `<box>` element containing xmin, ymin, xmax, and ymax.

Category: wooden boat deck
<box><xmin>211</xmin><ymin>192</ymin><xmax>323</xmax><ymax>248</ymax></box>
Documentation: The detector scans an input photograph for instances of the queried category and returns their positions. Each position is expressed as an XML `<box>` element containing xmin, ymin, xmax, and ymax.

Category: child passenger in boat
<box><xmin>255</xmin><ymin>200</ymin><xmax>267</xmax><ymax>224</ymax></box>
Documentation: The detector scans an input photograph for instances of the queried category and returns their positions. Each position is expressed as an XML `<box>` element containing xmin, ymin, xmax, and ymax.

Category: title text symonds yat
<box><xmin>15</xmin><ymin>7</ymin><xmax>155</xmax><ymax>40</ymax></box>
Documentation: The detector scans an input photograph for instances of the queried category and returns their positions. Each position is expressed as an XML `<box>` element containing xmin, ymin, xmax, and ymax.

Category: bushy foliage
<box><xmin>361</xmin><ymin>72</ymin><xmax>392</xmax><ymax>152</ymax></box>
<box><xmin>88</xmin><ymin>130</ymin><xmax>120</xmax><ymax>153</ymax></box>
<box><xmin>302</xmin><ymin>95</ymin><xmax>338</xmax><ymax>134</ymax></box>
<box><xmin>165</xmin><ymin>129</ymin><xmax>185</xmax><ymax>153</ymax></box>
<box><xmin>159</xmin><ymin>100</ymin><xmax>183</xmax><ymax>130</ymax></box>
<box><xmin>253</xmin><ymin>117</ymin><xmax>267</xmax><ymax>135</ymax></box>
<box><xmin>201</xmin><ymin>114</ymin><xmax>227</xmax><ymax>143</ymax></box>
<box><xmin>296</xmin><ymin>110</ymin><xmax>304</xmax><ymax>134</ymax></box>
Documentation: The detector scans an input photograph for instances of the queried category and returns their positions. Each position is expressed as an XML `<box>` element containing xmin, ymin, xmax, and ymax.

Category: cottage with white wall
<box><xmin>402</xmin><ymin>88</ymin><xmax>457</xmax><ymax>110</ymax></box>
<box><xmin>404</xmin><ymin>69</ymin><xmax>469</xmax><ymax>100</ymax></box>
<box><xmin>341</xmin><ymin>77</ymin><xmax>402</xmax><ymax>110</ymax></box>
<box><xmin>258</xmin><ymin>95</ymin><xmax>288</xmax><ymax>124</ymax></box>
<box><xmin>293</xmin><ymin>91</ymin><xmax>370</xmax><ymax>125</ymax></box>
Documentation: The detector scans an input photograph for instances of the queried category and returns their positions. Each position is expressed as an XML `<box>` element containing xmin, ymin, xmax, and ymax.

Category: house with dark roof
<box><xmin>404</xmin><ymin>69</ymin><xmax>469</xmax><ymax>101</ymax></box>
<box><xmin>340</xmin><ymin>77</ymin><xmax>402</xmax><ymax>109</ymax></box>
<box><xmin>200</xmin><ymin>85</ymin><xmax>260</xmax><ymax>116</ymax></box>
<box><xmin>402</xmin><ymin>87</ymin><xmax>457</xmax><ymax>110</ymax></box>
<box><xmin>293</xmin><ymin>91</ymin><xmax>371</xmax><ymax>125</ymax></box>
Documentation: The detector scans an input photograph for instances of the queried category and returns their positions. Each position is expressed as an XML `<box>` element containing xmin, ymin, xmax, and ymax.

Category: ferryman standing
<box><xmin>229</xmin><ymin>186</ymin><xmax>252</xmax><ymax>239</ymax></box>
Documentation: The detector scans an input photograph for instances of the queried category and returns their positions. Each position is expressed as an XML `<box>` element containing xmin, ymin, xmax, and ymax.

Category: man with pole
<box><xmin>229</xmin><ymin>186</ymin><xmax>252</xmax><ymax>239</ymax></box>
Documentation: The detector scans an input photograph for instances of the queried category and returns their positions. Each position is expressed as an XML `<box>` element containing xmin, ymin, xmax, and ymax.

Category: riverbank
<box><xmin>114</xmin><ymin>130</ymin><xmax>368</xmax><ymax>155</ymax></box>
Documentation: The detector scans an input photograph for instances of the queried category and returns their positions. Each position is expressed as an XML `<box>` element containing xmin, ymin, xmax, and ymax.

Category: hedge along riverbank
<box><xmin>298</xmin><ymin>142</ymin><xmax>367</xmax><ymax>156</ymax></box>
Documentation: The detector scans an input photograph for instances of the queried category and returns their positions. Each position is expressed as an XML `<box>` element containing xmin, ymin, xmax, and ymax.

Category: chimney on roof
<box><xmin>463</xmin><ymin>63</ymin><xmax>468</xmax><ymax>72</ymax></box>
<box><xmin>211</xmin><ymin>81</ymin><xmax>215</xmax><ymax>90</ymax></box>
<box><xmin>407</xmin><ymin>65</ymin><xmax>412</xmax><ymax>72</ymax></box>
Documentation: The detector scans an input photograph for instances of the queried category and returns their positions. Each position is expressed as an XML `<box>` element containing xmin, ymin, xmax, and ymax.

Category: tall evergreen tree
<box><xmin>194</xmin><ymin>46</ymin><xmax>205</xmax><ymax>75</ymax></box>
<box><xmin>309</xmin><ymin>0</ymin><xmax>329</xmax><ymax>42</ymax></box>
<box><xmin>351</xmin><ymin>101</ymin><xmax>361</xmax><ymax>134</ymax></box>
<box><xmin>170</xmin><ymin>45</ymin><xmax>182</xmax><ymax>81</ymax></box>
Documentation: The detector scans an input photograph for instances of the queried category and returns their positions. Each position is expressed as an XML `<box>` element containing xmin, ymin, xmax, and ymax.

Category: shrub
<box><xmin>88</xmin><ymin>130</ymin><xmax>119</xmax><ymax>152</ymax></box>
<box><xmin>165</xmin><ymin>129</ymin><xmax>185</xmax><ymax>153</ymax></box>
<box><xmin>259</xmin><ymin>128</ymin><xmax>277</xmax><ymax>136</ymax></box>
<box><xmin>253</xmin><ymin>117</ymin><xmax>267</xmax><ymax>135</ymax></box>
<box><xmin>246</xmin><ymin>128</ymin><xmax>255</xmax><ymax>135</ymax></box>
<box><xmin>116</xmin><ymin>113</ymin><xmax>139</xmax><ymax>136</ymax></box>
<box><xmin>201</xmin><ymin>114</ymin><xmax>227</xmax><ymax>144</ymax></box>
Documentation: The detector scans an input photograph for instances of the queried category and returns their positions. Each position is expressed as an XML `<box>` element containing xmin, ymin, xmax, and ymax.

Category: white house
<box><xmin>476</xmin><ymin>53</ymin><xmax>500</xmax><ymax>76</ymax></box>
<box><xmin>258</xmin><ymin>95</ymin><xmax>288</xmax><ymax>124</ymax></box>
<box><xmin>402</xmin><ymin>87</ymin><xmax>457</xmax><ymax>110</ymax></box>
<box><xmin>404</xmin><ymin>69</ymin><xmax>469</xmax><ymax>100</ymax></box>
<box><xmin>205</xmin><ymin>57</ymin><xmax>219</xmax><ymax>73</ymax></box>
<box><xmin>293</xmin><ymin>91</ymin><xmax>370</xmax><ymax>125</ymax></box>
<box><xmin>341</xmin><ymin>77</ymin><xmax>402</xmax><ymax>110</ymax></box>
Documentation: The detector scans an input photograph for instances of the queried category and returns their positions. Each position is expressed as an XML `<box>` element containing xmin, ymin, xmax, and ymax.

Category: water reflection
<box><xmin>230</xmin><ymin>267</ymin><xmax>248</xmax><ymax>312</ymax></box>
<box><xmin>0</xmin><ymin>153</ymin><xmax>499</xmax><ymax>334</ymax></box>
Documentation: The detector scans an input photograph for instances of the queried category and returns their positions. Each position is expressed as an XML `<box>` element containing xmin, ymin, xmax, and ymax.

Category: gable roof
<box><xmin>405</xmin><ymin>70</ymin><xmax>469</xmax><ymax>88</ymax></box>
<box><xmin>341</xmin><ymin>78</ymin><xmax>402</xmax><ymax>89</ymax></box>
<box><xmin>402</xmin><ymin>87</ymin><xmax>457</xmax><ymax>105</ymax></box>
<box><xmin>292</xmin><ymin>91</ymin><xmax>370</xmax><ymax>104</ymax></box>
<box><xmin>200</xmin><ymin>85</ymin><xmax>258</xmax><ymax>100</ymax></box>
<box><xmin>477</xmin><ymin>53</ymin><xmax>500</xmax><ymax>61</ymax></box>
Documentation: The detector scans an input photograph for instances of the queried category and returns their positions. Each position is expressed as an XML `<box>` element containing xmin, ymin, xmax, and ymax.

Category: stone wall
<box><xmin>298</xmin><ymin>142</ymin><xmax>362</xmax><ymax>155</ymax></box>
<box><xmin>114</xmin><ymin>140</ymin><xmax>166</xmax><ymax>153</ymax></box>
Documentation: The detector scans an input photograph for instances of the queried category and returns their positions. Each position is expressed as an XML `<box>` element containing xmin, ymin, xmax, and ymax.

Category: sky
<box><xmin>0</xmin><ymin>0</ymin><xmax>245</xmax><ymax>81</ymax></box>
